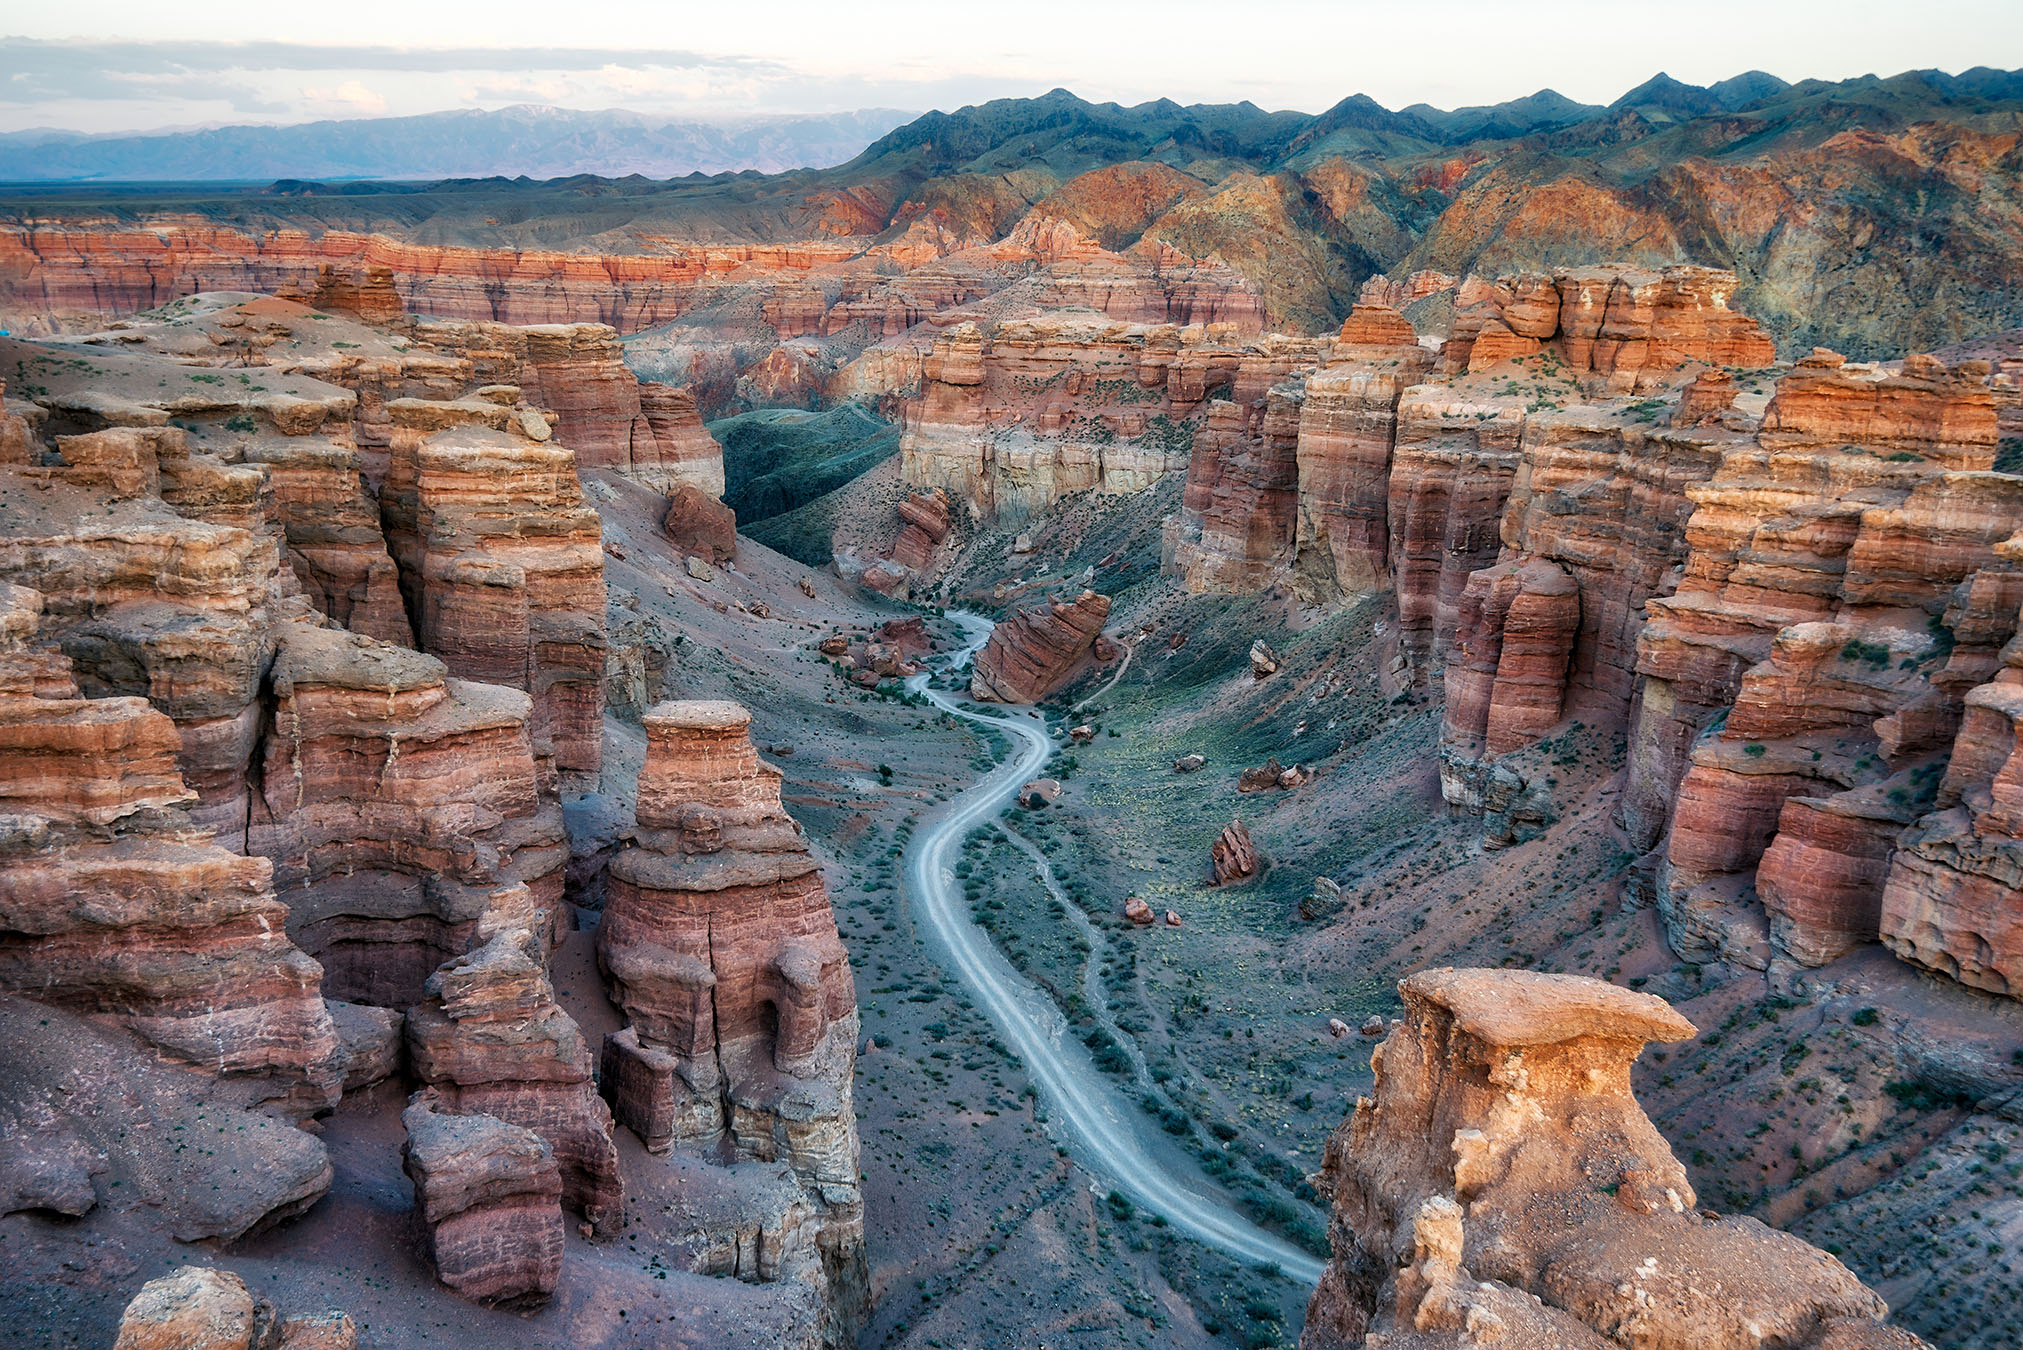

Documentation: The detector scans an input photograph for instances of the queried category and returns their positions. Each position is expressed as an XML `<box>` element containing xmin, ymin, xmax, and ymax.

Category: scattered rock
<box><xmin>1173</xmin><ymin>753</ymin><xmax>1206</xmax><ymax>773</ymax></box>
<box><xmin>1360</xmin><ymin>1015</ymin><xmax>1385</xmax><ymax>1037</ymax></box>
<box><xmin>684</xmin><ymin>555</ymin><xmax>716</xmax><ymax>582</ymax></box>
<box><xmin>1249</xmin><ymin>639</ymin><xmax>1279</xmax><ymax>678</ymax></box>
<box><xmin>1212</xmin><ymin>820</ymin><xmax>1258</xmax><ymax>885</ymax></box>
<box><xmin>1068</xmin><ymin>723</ymin><xmax>1095</xmax><ymax>743</ymax></box>
<box><xmin>1018</xmin><ymin>778</ymin><xmax>1063</xmax><ymax>808</ymax></box>
<box><xmin>1300</xmin><ymin>876</ymin><xmax>1346</xmax><ymax>922</ymax></box>
<box><xmin>1123</xmin><ymin>896</ymin><xmax>1155</xmax><ymax>926</ymax></box>
<box><xmin>1239</xmin><ymin>757</ymin><xmax>1297</xmax><ymax>792</ymax></box>
<box><xmin>1163</xmin><ymin>909</ymin><xmax>1182</xmax><ymax>928</ymax></box>
<box><xmin>1011</xmin><ymin>533</ymin><xmax>1034</xmax><ymax>555</ymax></box>
<box><xmin>798</xmin><ymin>576</ymin><xmax>816</xmax><ymax>598</ymax></box>
<box><xmin>1328</xmin><ymin>1018</ymin><xmax>1351</xmax><ymax>1039</ymax></box>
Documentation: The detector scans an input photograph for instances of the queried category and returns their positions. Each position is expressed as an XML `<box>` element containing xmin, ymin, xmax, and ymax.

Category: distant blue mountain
<box><xmin>0</xmin><ymin>105</ymin><xmax>917</xmax><ymax>182</ymax></box>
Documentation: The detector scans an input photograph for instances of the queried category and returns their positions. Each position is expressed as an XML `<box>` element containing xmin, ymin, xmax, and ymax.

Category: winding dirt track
<box><xmin>901</xmin><ymin>616</ymin><xmax>1326</xmax><ymax>1284</ymax></box>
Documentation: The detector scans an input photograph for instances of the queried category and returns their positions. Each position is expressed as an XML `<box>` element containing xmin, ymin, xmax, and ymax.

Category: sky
<box><xmin>5</xmin><ymin>0</ymin><xmax>2022</xmax><ymax>135</ymax></box>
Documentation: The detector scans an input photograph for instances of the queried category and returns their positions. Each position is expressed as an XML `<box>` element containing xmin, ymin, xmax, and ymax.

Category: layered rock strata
<box><xmin>254</xmin><ymin>624</ymin><xmax>567</xmax><ymax>1008</ymax></box>
<box><xmin>900</xmin><ymin>315</ymin><xmax>1315</xmax><ymax>522</ymax></box>
<box><xmin>595</xmin><ymin>699</ymin><xmax>866</xmax><ymax>1340</ymax></box>
<box><xmin>401</xmin><ymin>1090</ymin><xmax>566</xmax><ymax>1308</ymax></box>
<box><xmin>1441</xmin><ymin>264</ymin><xmax>1777</xmax><ymax>389</ymax></box>
<box><xmin>1291</xmin><ymin>307</ymin><xmax>1437</xmax><ymax>596</ymax></box>
<box><xmin>0</xmin><ymin>584</ymin><xmax>343</xmax><ymax>1116</ymax></box>
<box><xmin>970</xmin><ymin>590</ymin><xmax>1113</xmax><ymax>704</ymax></box>
<box><xmin>1301</xmin><ymin>968</ymin><xmax>1925</xmax><ymax>1349</ymax></box>
<box><xmin>380</xmin><ymin>409</ymin><xmax>606</xmax><ymax>784</ymax></box>
<box><xmin>407</xmin><ymin>924</ymin><xmax>623</xmax><ymax>1235</ymax></box>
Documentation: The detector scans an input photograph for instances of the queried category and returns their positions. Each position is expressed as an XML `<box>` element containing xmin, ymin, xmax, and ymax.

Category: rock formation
<box><xmin>1169</xmin><ymin>389</ymin><xmax>1305</xmax><ymax>593</ymax></box>
<box><xmin>0</xmin><ymin>584</ymin><xmax>344</xmax><ymax>1117</ymax></box>
<box><xmin>407</xmin><ymin>925</ymin><xmax>623</xmax><ymax>1234</ymax></box>
<box><xmin>402</xmin><ymin>1090</ymin><xmax>566</xmax><ymax>1308</ymax></box>
<box><xmin>253</xmin><ymin>624</ymin><xmax>567</xmax><ymax>1007</ymax></box>
<box><xmin>1292</xmin><ymin>307</ymin><xmax>1437</xmax><ymax>596</ymax></box>
<box><xmin>1302</xmin><ymin>968</ymin><xmax>1926</xmax><ymax>1349</ymax></box>
<box><xmin>113</xmin><ymin>1266</ymin><xmax>358</xmax><ymax>1350</ymax></box>
<box><xmin>1212</xmin><ymin>819</ymin><xmax>1258</xmax><ymax>884</ymax></box>
<box><xmin>1441</xmin><ymin>265</ymin><xmax>1777</xmax><ymax>389</ymax></box>
<box><xmin>970</xmin><ymin>590</ymin><xmax>1112</xmax><ymax>703</ymax></box>
<box><xmin>889</xmin><ymin>488</ymin><xmax>952</xmax><ymax>573</ymax></box>
<box><xmin>380</xmin><ymin>405</ymin><xmax>607</xmax><ymax>784</ymax></box>
<box><xmin>595</xmin><ymin>700</ymin><xmax>866</xmax><ymax>1337</ymax></box>
<box><xmin>901</xmin><ymin>316</ymin><xmax>1310</xmax><ymax>523</ymax></box>
<box><xmin>663</xmin><ymin>482</ymin><xmax>739</xmax><ymax>564</ymax></box>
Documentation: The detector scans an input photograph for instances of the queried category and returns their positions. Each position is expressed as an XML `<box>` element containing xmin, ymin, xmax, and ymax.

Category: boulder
<box><xmin>662</xmin><ymin>482</ymin><xmax>737</xmax><ymax>564</ymax></box>
<box><xmin>1212</xmin><ymin>820</ymin><xmax>1258</xmax><ymax>885</ymax></box>
<box><xmin>401</xmin><ymin>1092</ymin><xmax>564</xmax><ymax>1308</ymax></box>
<box><xmin>113</xmin><ymin>1268</ymin><xmax>263</xmax><ymax>1350</ymax></box>
<box><xmin>1123</xmin><ymin>896</ymin><xmax>1155</xmax><ymax>926</ymax></box>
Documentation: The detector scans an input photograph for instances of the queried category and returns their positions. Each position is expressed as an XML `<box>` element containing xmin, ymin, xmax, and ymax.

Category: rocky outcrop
<box><xmin>0</xmin><ymin>585</ymin><xmax>343</xmax><ymax>1117</ymax></box>
<box><xmin>634</xmin><ymin>382</ymin><xmax>727</xmax><ymax>497</ymax></box>
<box><xmin>889</xmin><ymin>488</ymin><xmax>952</xmax><ymax>572</ymax></box>
<box><xmin>1169</xmin><ymin>388</ymin><xmax>1305</xmax><ymax>593</ymax></box>
<box><xmin>381</xmin><ymin>411</ymin><xmax>606</xmax><ymax>784</ymax></box>
<box><xmin>1606</xmin><ymin>352</ymin><xmax>2023</xmax><ymax>975</ymax></box>
<box><xmin>596</xmin><ymin>700</ymin><xmax>866</xmax><ymax>1339</ymax></box>
<box><xmin>1302</xmin><ymin>968</ymin><xmax>1925</xmax><ymax>1349</ymax></box>
<box><xmin>1439</xmin><ymin>558</ymin><xmax>1580</xmax><ymax>792</ymax></box>
<box><xmin>1293</xmin><ymin>307</ymin><xmax>1437</xmax><ymax>596</ymax></box>
<box><xmin>1879</xmin><ymin>672</ymin><xmax>2023</xmax><ymax>995</ymax></box>
<box><xmin>407</xmin><ymin>925</ymin><xmax>623</xmax><ymax>1235</ymax></box>
<box><xmin>1388</xmin><ymin>387</ymin><xmax>1528</xmax><ymax>675</ymax></box>
<box><xmin>252</xmin><ymin>624</ymin><xmax>567</xmax><ymax>1008</ymax></box>
<box><xmin>900</xmin><ymin>315</ymin><xmax>1315</xmax><ymax>522</ymax></box>
<box><xmin>401</xmin><ymin>1090</ymin><xmax>565</xmax><ymax>1308</ymax></box>
<box><xmin>970</xmin><ymin>590</ymin><xmax>1112</xmax><ymax>703</ymax></box>
<box><xmin>1443</xmin><ymin>265</ymin><xmax>1777</xmax><ymax>390</ymax></box>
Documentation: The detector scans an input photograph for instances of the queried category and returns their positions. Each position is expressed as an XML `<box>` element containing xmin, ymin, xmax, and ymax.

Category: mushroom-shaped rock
<box><xmin>1302</xmin><ymin>968</ymin><xmax>1924</xmax><ymax>1349</ymax></box>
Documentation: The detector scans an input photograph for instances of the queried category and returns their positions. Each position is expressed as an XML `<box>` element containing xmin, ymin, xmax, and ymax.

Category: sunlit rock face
<box><xmin>1301</xmin><ymin>968</ymin><xmax>1926</xmax><ymax>1350</ymax></box>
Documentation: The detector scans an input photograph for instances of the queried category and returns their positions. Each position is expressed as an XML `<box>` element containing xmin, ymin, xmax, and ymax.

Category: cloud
<box><xmin>301</xmin><ymin>80</ymin><xmax>389</xmax><ymax>116</ymax></box>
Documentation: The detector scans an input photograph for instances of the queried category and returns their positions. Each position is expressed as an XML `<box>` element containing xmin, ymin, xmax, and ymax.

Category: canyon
<box><xmin>3</xmin><ymin>64</ymin><xmax>2022</xmax><ymax>1350</ymax></box>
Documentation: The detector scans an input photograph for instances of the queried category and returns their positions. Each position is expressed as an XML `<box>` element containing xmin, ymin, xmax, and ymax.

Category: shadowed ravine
<box><xmin>902</xmin><ymin>613</ymin><xmax>1328</xmax><ymax>1285</ymax></box>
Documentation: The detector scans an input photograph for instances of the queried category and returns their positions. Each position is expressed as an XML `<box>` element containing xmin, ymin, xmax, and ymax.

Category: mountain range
<box><xmin>0</xmin><ymin>104</ymin><xmax>918</xmax><ymax>182</ymax></box>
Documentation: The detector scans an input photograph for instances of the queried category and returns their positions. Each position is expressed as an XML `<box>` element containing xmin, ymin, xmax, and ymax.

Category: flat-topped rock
<box><xmin>1400</xmin><ymin>966</ymin><xmax>1697</xmax><ymax>1048</ymax></box>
